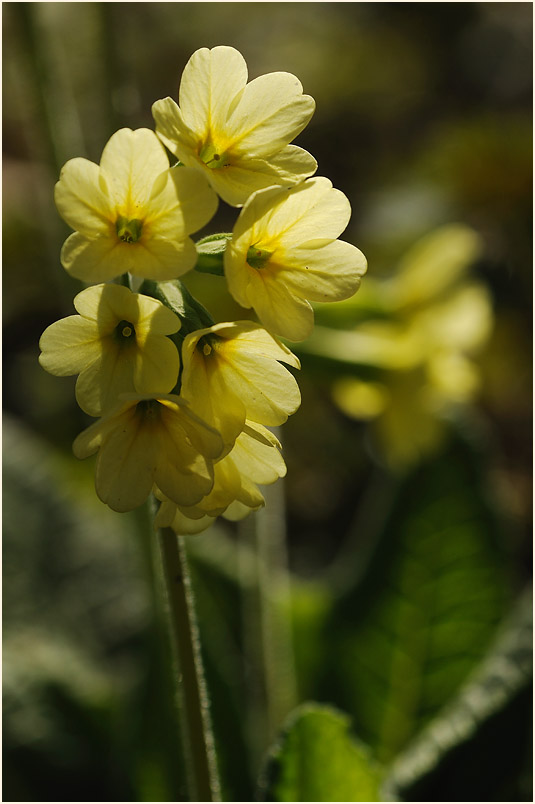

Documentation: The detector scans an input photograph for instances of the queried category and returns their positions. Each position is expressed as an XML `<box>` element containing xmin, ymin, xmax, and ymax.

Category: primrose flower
<box><xmin>180</xmin><ymin>321</ymin><xmax>301</xmax><ymax>451</ymax></box>
<box><xmin>39</xmin><ymin>284</ymin><xmax>181</xmax><ymax>416</ymax></box>
<box><xmin>155</xmin><ymin>421</ymin><xmax>286</xmax><ymax>534</ymax></box>
<box><xmin>315</xmin><ymin>224</ymin><xmax>493</xmax><ymax>469</ymax></box>
<box><xmin>55</xmin><ymin>128</ymin><xmax>218</xmax><ymax>282</ymax></box>
<box><xmin>73</xmin><ymin>393</ymin><xmax>224</xmax><ymax>513</ymax></box>
<box><xmin>152</xmin><ymin>45</ymin><xmax>317</xmax><ymax>207</ymax></box>
<box><xmin>224</xmin><ymin>178</ymin><xmax>368</xmax><ymax>341</ymax></box>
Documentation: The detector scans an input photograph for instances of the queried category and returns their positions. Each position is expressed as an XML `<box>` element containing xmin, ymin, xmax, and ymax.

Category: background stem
<box><xmin>239</xmin><ymin>470</ymin><xmax>298</xmax><ymax>768</ymax></box>
<box><xmin>158</xmin><ymin>527</ymin><xmax>221</xmax><ymax>802</ymax></box>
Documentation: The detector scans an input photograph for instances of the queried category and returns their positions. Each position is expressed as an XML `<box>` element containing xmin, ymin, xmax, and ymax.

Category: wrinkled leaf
<box><xmin>322</xmin><ymin>434</ymin><xmax>510</xmax><ymax>763</ymax></box>
<box><xmin>383</xmin><ymin>586</ymin><xmax>532</xmax><ymax>800</ymax></box>
<box><xmin>195</xmin><ymin>233</ymin><xmax>232</xmax><ymax>276</ymax></box>
<box><xmin>139</xmin><ymin>278</ymin><xmax>214</xmax><ymax>338</ymax></box>
<box><xmin>260</xmin><ymin>703</ymin><xmax>384</xmax><ymax>802</ymax></box>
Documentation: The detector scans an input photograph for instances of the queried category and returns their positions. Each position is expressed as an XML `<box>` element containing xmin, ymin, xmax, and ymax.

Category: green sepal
<box><xmin>194</xmin><ymin>233</ymin><xmax>233</xmax><ymax>276</ymax></box>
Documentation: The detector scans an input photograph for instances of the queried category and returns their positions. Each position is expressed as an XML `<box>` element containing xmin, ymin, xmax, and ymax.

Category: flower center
<box><xmin>199</xmin><ymin>335</ymin><xmax>216</xmax><ymax>356</ymax></box>
<box><xmin>246</xmin><ymin>245</ymin><xmax>272</xmax><ymax>270</ymax></box>
<box><xmin>114</xmin><ymin>320</ymin><xmax>136</xmax><ymax>343</ymax></box>
<box><xmin>116</xmin><ymin>216</ymin><xmax>143</xmax><ymax>243</ymax></box>
<box><xmin>136</xmin><ymin>399</ymin><xmax>162</xmax><ymax>421</ymax></box>
<box><xmin>199</xmin><ymin>142</ymin><xmax>230</xmax><ymax>170</ymax></box>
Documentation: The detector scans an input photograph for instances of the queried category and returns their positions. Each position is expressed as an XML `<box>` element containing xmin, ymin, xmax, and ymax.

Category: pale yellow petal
<box><xmin>135</xmin><ymin>294</ymin><xmax>181</xmax><ymax>337</ymax></box>
<box><xmin>172</xmin><ymin>167</ymin><xmax>219</xmax><ymax>234</ymax></box>
<box><xmin>73</xmin><ymin>283</ymin><xmax>136</xmax><ymax>330</ymax></box>
<box><xmin>178</xmin><ymin>46</ymin><xmax>248</xmax><ymax>137</ymax></box>
<box><xmin>175</xmin><ymin>501</ymin><xmax>216</xmax><ymax>520</ymax></box>
<box><xmin>154</xmin><ymin>497</ymin><xmax>178</xmax><ymax>529</ymax></box>
<box><xmin>61</xmin><ymin>232</ymin><xmax>131</xmax><ymax>283</ymax></box>
<box><xmin>180</xmin><ymin>343</ymin><xmax>244</xmax><ymax>451</ymax></box>
<box><xmin>99</xmin><ymin>128</ymin><xmax>170</xmax><ymax>212</ymax></box>
<box><xmin>332</xmin><ymin>378</ymin><xmax>390</xmax><ymax>421</ymax></box>
<box><xmin>39</xmin><ymin>316</ymin><xmax>101</xmax><ymax>376</ymax></box>
<box><xmin>212</xmin><ymin>321</ymin><xmax>301</xmax><ymax>368</ymax></box>
<box><xmin>140</xmin><ymin>167</ymin><xmax>217</xmax><ymax>241</ymax></box>
<box><xmin>278</xmin><ymin>240</ymin><xmax>367</xmax><ymax>303</ymax></box>
<box><xmin>198</xmin><ymin>456</ymin><xmax>243</xmax><ymax>513</ymax></box>
<box><xmin>95</xmin><ymin>413</ymin><xmax>158</xmax><ymax>512</ymax></box>
<box><xmin>231</xmin><ymin>423</ymin><xmax>286</xmax><ymax>485</ymax></box>
<box><xmin>418</xmin><ymin>283</ymin><xmax>493</xmax><ymax>352</ymax></box>
<box><xmin>152</xmin><ymin>97</ymin><xmax>199</xmax><ymax>160</ymax></box>
<box><xmin>75</xmin><ymin>342</ymin><xmax>136</xmax><ymax>416</ymax></box>
<box><xmin>171</xmin><ymin>509</ymin><xmax>215</xmax><ymax>534</ymax></box>
<box><xmin>73</xmin><ymin>418</ymin><xmax>107</xmax><ymax>458</ymax></box>
<box><xmin>232</xmin><ymin>475</ymin><xmax>265</xmax><ymax>509</ymax></box>
<box><xmin>133</xmin><ymin>336</ymin><xmax>180</xmax><ymax>395</ymax></box>
<box><xmin>390</xmin><ymin>224</ymin><xmax>483</xmax><ymax>309</ymax></box>
<box><xmin>223</xmin><ymin>499</ymin><xmax>261</xmax><ymax>521</ymax></box>
<box><xmin>271</xmin><ymin>180</ymin><xmax>351</xmax><ymax>246</ymax></box>
<box><xmin>214</xmin><ymin>346</ymin><xmax>301</xmax><ymax>426</ymax></box>
<box><xmin>63</xmin><ymin>223</ymin><xmax>198</xmax><ymax>283</ymax></box>
<box><xmin>55</xmin><ymin>157</ymin><xmax>114</xmax><ymax>236</ymax></box>
<box><xmin>129</xmin><ymin>236</ymin><xmax>198</xmax><ymax>281</ymax></box>
<box><xmin>261</xmin><ymin>144</ymin><xmax>317</xmax><ymax>181</ymax></box>
<box><xmin>156</xmin><ymin>435</ymin><xmax>214</xmax><ymax>508</ymax></box>
<box><xmin>159</xmin><ymin>398</ymin><xmax>224</xmax><ymax>461</ymax></box>
<box><xmin>223</xmin><ymin>240</ymin><xmax>256</xmax><ymax>308</ymax></box>
<box><xmin>200</xmin><ymin>165</ymin><xmax>270</xmax><ymax>208</ymax></box>
<box><xmin>427</xmin><ymin>352</ymin><xmax>480</xmax><ymax>402</ymax></box>
<box><xmin>242</xmin><ymin>420</ymin><xmax>282</xmax><ymax>449</ymax></box>
<box><xmin>177</xmin><ymin>144</ymin><xmax>316</xmax><ymax>209</ymax></box>
<box><xmin>245</xmin><ymin>271</ymin><xmax>315</xmax><ymax>341</ymax></box>
<box><xmin>228</xmin><ymin>72</ymin><xmax>315</xmax><ymax>158</ymax></box>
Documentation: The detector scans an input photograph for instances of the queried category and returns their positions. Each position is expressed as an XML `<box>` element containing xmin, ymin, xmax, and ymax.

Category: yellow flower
<box><xmin>323</xmin><ymin>225</ymin><xmax>493</xmax><ymax>469</ymax></box>
<box><xmin>155</xmin><ymin>421</ymin><xmax>286</xmax><ymax>534</ymax></box>
<box><xmin>152</xmin><ymin>46</ymin><xmax>317</xmax><ymax>207</ymax></box>
<box><xmin>73</xmin><ymin>393</ymin><xmax>224</xmax><ymax>513</ymax></box>
<box><xmin>39</xmin><ymin>284</ymin><xmax>181</xmax><ymax>416</ymax></box>
<box><xmin>180</xmin><ymin>321</ymin><xmax>301</xmax><ymax>451</ymax></box>
<box><xmin>224</xmin><ymin>178</ymin><xmax>368</xmax><ymax>341</ymax></box>
<box><xmin>55</xmin><ymin>128</ymin><xmax>218</xmax><ymax>282</ymax></box>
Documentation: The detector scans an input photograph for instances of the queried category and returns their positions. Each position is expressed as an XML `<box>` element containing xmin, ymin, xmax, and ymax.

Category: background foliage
<box><xmin>3</xmin><ymin>3</ymin><xmax>532</xmax><ymax>802</ymax></box>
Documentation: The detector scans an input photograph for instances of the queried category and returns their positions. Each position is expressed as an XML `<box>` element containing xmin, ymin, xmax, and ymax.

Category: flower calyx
<box><xmin>246</xmin><ymin>245</ymin><xmax>272</xmax><ymax>270</ymax></box>
<box><xmin>116</xmin><ymin>216</ymin><xmax>143</xmax><ymax>244</ymax></box>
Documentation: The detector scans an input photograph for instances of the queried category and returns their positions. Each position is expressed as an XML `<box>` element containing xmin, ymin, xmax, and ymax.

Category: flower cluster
<box><xmin>39</xmin><ymin>46</ymin><xmax>367</xmax><ymax>533</ymax></box>
<box><xmin>302</xmin><ymin>224</ymin><xmax>492</xmax><ymax>470</ymax></box>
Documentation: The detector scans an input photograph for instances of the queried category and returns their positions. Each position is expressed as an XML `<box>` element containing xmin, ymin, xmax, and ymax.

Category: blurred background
<box><xmin>3</xmin><ymin>3</ymin><xmax>532</xmax><ymax>802</ymax></box>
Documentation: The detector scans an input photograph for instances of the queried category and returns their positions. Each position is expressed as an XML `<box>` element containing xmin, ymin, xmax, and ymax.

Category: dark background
<box><xmin>3</xmin><ymin>3</ymin><xmax>532</xmax><ymax>802</ymax></box>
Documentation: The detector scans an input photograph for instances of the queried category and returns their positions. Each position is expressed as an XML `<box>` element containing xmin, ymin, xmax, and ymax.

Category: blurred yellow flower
<box><xmin>55</xmin><ymin>128</ymin><xmax>218</xmax><ymax>282</ymax></box>
<box><xmin>152</xmin><ymin>45</ymin><xmax>317</xmax><ymax>207</ymax></box>
<box><xmin>180</xmin><ymin>321</ymin><xmax>301</xmax><ymax>451</ymax></box>
<box><xmin>155</xmin><ymin>421</ymin><xmax>286</xmax><ymax>534</ymax></box>
<box><xmin>318</xmin><ymin>224</ymin><xmax>493</xmax><ymax>469</ymax></box>
<box><xmin>39</xmin><ymin>284</ymin><xmax>181</xmax><ymax>416</ymax></box>
<box><xmin>224</xmin><ymin>178</ymin><xmax>367</xmax><ymax>341</ymax></box>
<box><xmin>73</xmin><ymin>394</ymin><xmax>224</xmax><ymax>513</ymax></box>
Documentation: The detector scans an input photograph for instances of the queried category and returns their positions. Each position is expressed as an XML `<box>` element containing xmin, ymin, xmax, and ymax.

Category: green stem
<box><xmin>239</xmin><ymin>467</ymin><xmax>297</xmax><ymax>765</ymax></box>
<box><xmin>158</xmin><ymin>527</ymin><xmax>221</xmax><ymax>802</ymax></box>
<box><xmin>254</xmin><ymin>480</ymin><xmax>298</xmax><ymax>739</ymax></box>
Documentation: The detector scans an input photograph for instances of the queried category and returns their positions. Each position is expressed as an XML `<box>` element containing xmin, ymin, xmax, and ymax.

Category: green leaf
<box><xmin>194</xmin><ymin>233</ymin><xmax>232</xmax><ymax>276</ymax></box>
<box><xmin>139</xmin><ymin>278</ymin><xmax>214</xmax><ymax>338</ymax></box>
<box><xmin>322</xmin><ymin>435</ymin><xmax>511</xmax><ymax>764</ymax></box>
<box><xmin>259</xmin><ymin>703</ymin><xmax>384</xmax><ymax>802</ymax></box>
<box><xmin>383</xmin><ymin>586</ymin><xmax>532</xmax><ymax>800</ymax></box>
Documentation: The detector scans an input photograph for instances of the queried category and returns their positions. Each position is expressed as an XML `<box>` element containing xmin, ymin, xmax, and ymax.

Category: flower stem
<box><xmin>157</xmin><ymin>527</ymin><xmax>221</xmax><ymax>802</ymax></box>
